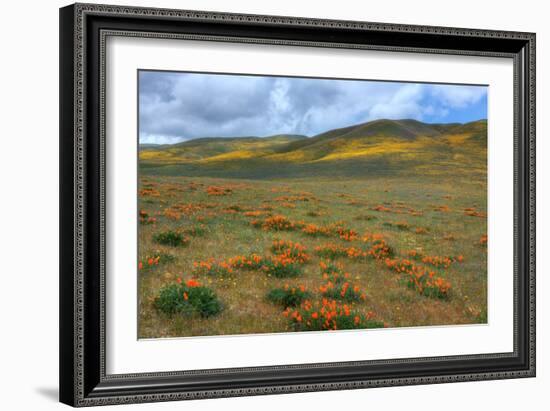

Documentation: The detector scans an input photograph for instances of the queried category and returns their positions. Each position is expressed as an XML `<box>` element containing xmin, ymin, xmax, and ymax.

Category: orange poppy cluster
<box><xmin>361</xmin><ymin>232</ymin><xmax>385</xmax><ymax>242</ymax></box>
<box><xmin>251</xmin><ymin>215</ymin><xmax>297</xmax><ymax>231</ymax></box>
<box><xmin>333</xmin><ymin>225</ymin><xmax>359</xmax><ymax>241</ymax></box>
<box><xmin>221</xmin><ymin>207</ymin><xmax>239</xmax><ymax>214</ymax></box>
<box><xmin>261</xmin><ymin>241</ymin><xmax>310</xmax><ymax>277</ymax></box>
<box><xmin>283</xmin><ymin>298</ymin><xmax>383</xmax><ymax>331</ymax></box>
<box><xmin>206</xmin><ymin>185</ymin><xmax>233</xmax><ymax>196</ymax></box>
<box><xmin>192</xmin><ymin>258</ymin><xmax>235</xmax><ymax>277</ymax></box>
<box><xmin>249</xmin><ymin>214</ymin><xmax>363</xmax><ymax>243</ymax></box>
<box><xmin>368</xmin><ymin>239</ymin><xmax>394</xmax><ymax>259</ymax></box>
<box><xmin>464</xmin><ymin>210</ymin><xmax>487</xmax><ymax>217</ymax></box>
<box><xmin>464</xmin><ymin>207</ymin><xmax>487</xmax><ymax>218</ymax></box>
<box><xmin>422</xmin><ymin>254</ymin><xmax>463</xmax><ymax>268</ymax></box>
<box><xmin>138</xmin><ymin>255</ymin><xmax>161</xmax><ymax>271</ymax></box>
<box><xmin>371</xmin><ymin>203</ymin><xmax>423</xmax><ymax>216</ymax></box>
<box><xmin>163</xmin><ymin>183</ymin><xmax>185</xmax><ymax>193</ymax></box>
<box><xmin>372</xmin><ymin>204</ymin><xmax>392</xmax><ymax>212</ymax></box>
<box><xmin>262</xmin><ymin>252</ymin><xmax>306</xmax><ymax>278</ymax></box>
<box><xmin>138</xmin><ymin>252</ymin><xmax>175</xmax><ymax>271</ymax></box>
<box><xmin>176</xmin><ymin>277</ymin><xmax>201</xmax><ymax>288</ymax></box>
<box><xmin>139</xmin><ymin>188</ymin><xmax>160</xmax><ymax>197</ymax></box>
<box><xmin>407</xmin><ymin>250</ymin><xmax>464</xmax><ymax>269</ymax></box>
<box><xmin>161</xmin><ymin>202</ymin><xmax>214</xmax><ymax>221</ymax></box>
<box><xmin>243</xmin><ymin>210</ymin><xmax>269</xmax><ymax>217</ymax></box>
<box><xmin>314</xmin><ymin>237</ymin><xmax>393</xmax><ymax>262</ymax></box>
<box><xmin>227</xmin><ymin>254</ymin><xmax>265</xmax><ymax>270</ymax></box>
<box><xmin>384</xmin><ymin>257</ymin><xmax>452</xmax><ymax>299</ymax></box>
<box><xmin>191</xmin><ymin>242</ymin><xmax>310</xmax><ymax>279</ymax></box>
<box><xmin>279</xmin><ymin>202</ymin><xmax>297</xmax><ymax>209</ymax></box>
<box><xmin>139</xmin><ymin>209</ymin><xmax>157</xmax><ymax>225</ymax></box>
<box><xmin>318</xmin><ymin>262</ymin><xmax>366</xmax><ymax>302</ymax></box>
<box><xmin>270</xmin><ymin>240</ymin><xmax>310</xmax><ymax>263</ymax></box>
<box><xmin>163</xmin><ymin>208</ymin><xmax>182</xmax><ymax>221</ymax></box>
<box><xmin>301</xmin><ymin>223</ymin><xmax>332</xmax><ymax>237</ymax></box>
<box><xmin>301</xmin><ymin>222</ymin><xmax>359</xmax><ymax>241</ymax></box>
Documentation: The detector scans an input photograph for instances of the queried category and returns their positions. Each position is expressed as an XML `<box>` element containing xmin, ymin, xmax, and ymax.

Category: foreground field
<box><xmin>138</xmin><ymin>174</ymin><xmax>487</xmax><ymax>338</ymax></box>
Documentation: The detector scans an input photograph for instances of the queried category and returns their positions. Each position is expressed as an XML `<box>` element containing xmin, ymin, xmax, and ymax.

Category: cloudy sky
<box><xmin>139</xmin><ymin>71</ymin><xmax>487</xmax><ymax>144</ymax></box>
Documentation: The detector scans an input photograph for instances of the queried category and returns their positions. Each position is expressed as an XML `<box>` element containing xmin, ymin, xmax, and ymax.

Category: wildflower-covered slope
<box><xmin>140</xmin><ymin>119</ymin><xmax>487</xmax><ymax>179</ymax></box>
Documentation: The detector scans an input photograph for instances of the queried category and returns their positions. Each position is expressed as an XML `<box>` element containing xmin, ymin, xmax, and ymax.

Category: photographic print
<box><xmin>137</xmin><ymin>71</ymin><xmax>488</xmax><ymax>338</ymax></box>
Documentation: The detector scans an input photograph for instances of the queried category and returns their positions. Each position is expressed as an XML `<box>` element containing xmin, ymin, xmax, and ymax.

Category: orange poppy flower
<box><xmin>186</xmin><ymin>279</ymin><xmax>200</xmax><ymax>288</ymax></box>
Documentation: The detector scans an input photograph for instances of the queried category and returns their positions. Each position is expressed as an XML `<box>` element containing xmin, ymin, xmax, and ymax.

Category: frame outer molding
<box><xmin>60</xmin><ymin>2</ymin><xmax>536</xmax><ymax>407</ymax></box>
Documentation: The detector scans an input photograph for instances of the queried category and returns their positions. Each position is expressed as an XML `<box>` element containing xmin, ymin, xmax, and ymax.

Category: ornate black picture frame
<box><xmin>59</xmin><ymin>3</ymin><xmax>535</xmax><ymax>407</ymax></box>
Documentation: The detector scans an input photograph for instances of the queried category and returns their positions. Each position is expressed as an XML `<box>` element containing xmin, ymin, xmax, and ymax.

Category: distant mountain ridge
<box><xmin>139</xmin><ymin>118</ymin><xmax>487</xmax><ymax>179</ymax></box>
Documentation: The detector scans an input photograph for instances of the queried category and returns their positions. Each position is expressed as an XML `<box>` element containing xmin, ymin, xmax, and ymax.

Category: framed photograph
<box><xmin>59</xmin><ymin>3</ymin><xmax>536</xmax><ymax>407</ymax></box>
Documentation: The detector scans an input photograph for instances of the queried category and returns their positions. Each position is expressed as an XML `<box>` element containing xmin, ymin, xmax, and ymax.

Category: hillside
<box><xmin>139</xmin><ymin>119</ymin><xmax>487</xmax><ymax>179</ymax></box>
<box><xmin>139</xmin><ymin>134</ymin><xmax>306</xmax><ymax>162</ymax></box>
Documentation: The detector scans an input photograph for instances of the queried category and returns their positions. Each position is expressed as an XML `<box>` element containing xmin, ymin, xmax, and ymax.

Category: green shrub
<box><xmin>402</xmin><ymin>273</ymin><xmax>451</xmax><ymax>299</ymax></box>
<box><xmin>319</xmin><ymin>260</ymin><xmax>344</xmax><ymax>277</ymax></box>
<box><xmin>319</xmin><ymin>261</ymin><xmax>366</xmax><ymax>302</ymax></box>
<box><xmin>314</xmin><ymin>244</ymin><xmax>349</xmax><ymax>259</ymax></box>
<box><xmin>183</xmin><ymin>224</ymin><xmax>208</xmax><ymax>237</ymax></box>
<box><xmin>321</xmin><ymin>283</ymin><xmax>364</xmax><ymax>302</ymax></box>
<box><xmin>266</xmin><ymin>286</ymin><xmax>311</xmax><ymax>307</ymax></box>
<box><xmin>262</xmin><ymin>258</ymin><xmax>302</xmax><ymax>278</ymax></box>
<box><xmin>154</xmin><ymin>280</ymin><xmax>222</xmax><ymax>317</ymax></box>
<box><xmin>153</xmin><ymin>230</ymin><xmax>189</xmax><ymax>247</ymax></box>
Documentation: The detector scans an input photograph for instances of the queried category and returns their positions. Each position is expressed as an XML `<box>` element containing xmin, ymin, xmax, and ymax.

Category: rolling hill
<box><xmin>139</xmin><ymin>119</ymin><xmax>487</xmax><ymax>179</ymax></box>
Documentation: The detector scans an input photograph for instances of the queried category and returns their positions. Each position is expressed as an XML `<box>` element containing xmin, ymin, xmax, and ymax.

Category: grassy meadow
<box><xmin>138</xmin><ymin>119</ymin><xmax>488</xmax><ymax>338</ymax></box>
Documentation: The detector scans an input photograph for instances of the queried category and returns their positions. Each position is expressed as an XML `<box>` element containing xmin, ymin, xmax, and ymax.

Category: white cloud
<box><xmin>139</xmin><ymin>72</ymin><xmax>487</xmax><ymax>144</ymax></box>
<box><xmin>429</xmin><ymin>85</ymin><xmax>486</xmax><ymax>108</ymax></box>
